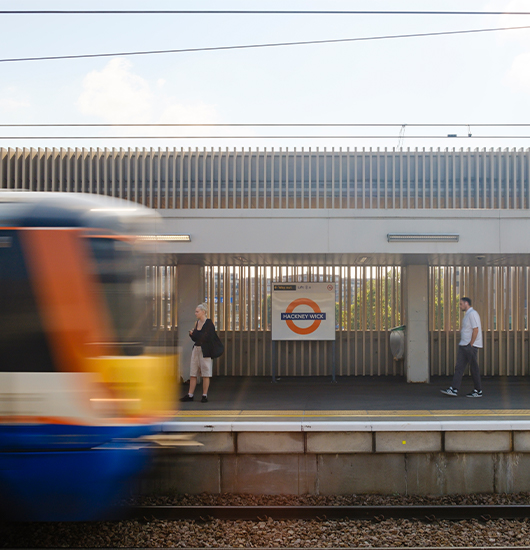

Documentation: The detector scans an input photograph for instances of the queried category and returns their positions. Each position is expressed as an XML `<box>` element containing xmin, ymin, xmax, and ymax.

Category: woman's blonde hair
<box><xmin>196</xmin><ymin>303</ymin><xmax>208</xmax><ymax>314</ymax></box>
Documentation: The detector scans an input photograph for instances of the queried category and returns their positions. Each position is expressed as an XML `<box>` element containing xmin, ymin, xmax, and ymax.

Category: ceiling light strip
<box><xmin>387</xmin><ymin>233</ymin><xmax>459</xmax><ymax>242</ymax></box>
<box><xmin>137</xmin><ymin>235</ymin><xmax>191</xmax><ymax>242</ymax></box>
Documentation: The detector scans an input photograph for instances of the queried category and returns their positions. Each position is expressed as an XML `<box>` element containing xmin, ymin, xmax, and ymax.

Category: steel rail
<box><xmin>129</xmin><ymin>504</ymin><xmax>530</xmax><ymax>521</ymax></box>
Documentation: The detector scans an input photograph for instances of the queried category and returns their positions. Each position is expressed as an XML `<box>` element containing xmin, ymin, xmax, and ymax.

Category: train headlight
<box><xmin>89</xmin><ymin>383</ymin><xmax>142</xmax><ymax>417</ymax></box>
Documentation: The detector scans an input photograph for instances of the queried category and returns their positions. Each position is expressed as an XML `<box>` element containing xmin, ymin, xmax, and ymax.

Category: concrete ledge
<box><xmin>445</xmin><ymin>431</ymin><xmax>512</xmax><ymax>452</ymax></box>
<box><xmin>376</xmin><ymin>431</ymin><xmax>442</xmax><ymax>453</ymax></box>
<box><xmin>514</xmin><ymin>431</ymin><xmax>530</xmax><ymax>452</ymax></box>
<box><xmin>160</xmin><ymin>423</ymin><xmax>530</xmax><ymax>455</ymax></box>
<box><xmin>307</xmin><ymin>432</ymin><xmax>372</xmax><ymax>453</ymax></box>
<box><xmin>173</xmin><ymin>432</ymin><xmax>234</xmax><ymax>454</ymax></box>
<box><xmin>138</xmin><ymin>423</ymin><xmax>530</xmax><ymax>496</ymax></box>
<box><xmin>164</xmin><ymin>420</ymin><xmax>530</xmax><ymax>432</ymax></box>
<box><xmin>237</xmin><ymin>432</ymin><xmax>304</xmax><ymax>454</ymax></box>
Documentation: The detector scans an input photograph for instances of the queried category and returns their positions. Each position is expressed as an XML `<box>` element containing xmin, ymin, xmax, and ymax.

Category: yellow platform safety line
<box><xmin>172</xmin><ymin>409</ymin><xmax>530</xmax><ymax>418</ymax></box>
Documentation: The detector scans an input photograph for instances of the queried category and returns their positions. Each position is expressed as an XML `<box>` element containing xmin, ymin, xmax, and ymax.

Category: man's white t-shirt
<box><xmin>459</xmin><ymin>307</ymin><xmax>483</xmax><ymax>348</ymax></box>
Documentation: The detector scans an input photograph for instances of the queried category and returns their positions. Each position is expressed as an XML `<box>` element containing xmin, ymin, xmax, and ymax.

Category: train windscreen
<box><xmin>87</xmin><ymin>237</ymin><xmax>148</xmax><ymax>356</ymax></box>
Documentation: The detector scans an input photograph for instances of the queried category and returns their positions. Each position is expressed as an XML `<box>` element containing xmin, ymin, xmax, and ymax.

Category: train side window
<box><xmin>0</xmin><ymin>231</ymin><xmax>55</xmax><ymax>372</ymax></box>
<box><xmin>87</xmin><ymin>237</ymin><xmax>148</xmax><ymax>355</ymax></box>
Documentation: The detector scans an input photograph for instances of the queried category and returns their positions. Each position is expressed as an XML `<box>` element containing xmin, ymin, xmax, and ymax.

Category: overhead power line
<box><xmin>3</xmin><ymin>10</ymin><xmax>530</xmax><ymax>15</ymax></box>
<box><xmin>0</xmin><ymin>135</ymin><xmax>529</xmax><ymax>140</ymax></box>
<box><xmin>1</xmin><ymin>25</ymin><xmax>529</xmax><ymax>63</ymax></box>
<box><xmin>1</xmin><ymin>124</ymin><xmax>530</xmax><ymax>128</ymax></box>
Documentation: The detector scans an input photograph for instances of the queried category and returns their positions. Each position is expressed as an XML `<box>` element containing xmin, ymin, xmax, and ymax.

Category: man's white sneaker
<box><xmin>466</xmin><ymin>389</ymin><xmax>483</xmax><ymax>398</ymax></box>
<box><xmin>440</xmin><ymin>387</ymin><xmax>458</xmax><ymax>396</ymax></box>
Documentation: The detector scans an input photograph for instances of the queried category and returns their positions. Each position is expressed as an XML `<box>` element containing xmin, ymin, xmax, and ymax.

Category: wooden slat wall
<box><xmin>203</xmin><ymin>265</ymin><xmax>403</xmax><ymax>377</ymax></box>
<box><xmin>141</xmin><ymin>264</ymin><xmax>527</xmax><ymax>377</ymax></box>
<box><xmin>430</xmin><ymin>266</ymin><xmax>529</xmax><ymax>376</ymax></box>
<box><xmin>146</xmin><ymin>265</ymin><xmax>178</xmax><ymax>347</ymax></box>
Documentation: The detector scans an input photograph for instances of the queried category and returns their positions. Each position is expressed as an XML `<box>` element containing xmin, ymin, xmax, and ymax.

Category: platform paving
<box><xmin>173</xmin><ymin>375</ymin><xmax>530</xmax><ymax>422</ymax></box>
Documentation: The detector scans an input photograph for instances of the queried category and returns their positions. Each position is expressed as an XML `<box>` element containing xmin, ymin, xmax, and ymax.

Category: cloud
<box><xmin>0</xmin><ymin>87</ymin><xmax>30</xmax><ymax>113</ymax></box>
<box><xmin>505</xmin><ymin>51</ymin><xmax>530</xmax><ymax>92</ymax></box>
<box><xmin>488</xmin><ymin>0</ymin><xmax>530</xmax><ymax>44</ymax></box>
<box><xmin>76</xmin><ymin>58</ymin><xmax>220</xmax><ymax>135</ymax></box>
<box><xmin>77</xmin><ymin>58</ymin><xmax>154</xmax><ymax>123</ymax></box>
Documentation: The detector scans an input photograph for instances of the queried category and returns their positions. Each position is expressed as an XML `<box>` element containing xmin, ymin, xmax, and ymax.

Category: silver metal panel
<box><xmin>1</xmin><ymin>145</ymin><xmax>523</xmax><ymax>212</ymax></box>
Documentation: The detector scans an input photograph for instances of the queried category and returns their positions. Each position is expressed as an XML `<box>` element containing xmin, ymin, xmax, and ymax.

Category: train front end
<box><xmin>0</xmin><ymin>192</ymin><xmax>178</xmax><ymax>521</ymax></box>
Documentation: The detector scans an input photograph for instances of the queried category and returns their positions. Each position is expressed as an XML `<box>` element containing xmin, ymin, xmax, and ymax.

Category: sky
<box><xmin>1</xmin><ymin>0</ymin><xmax>530</xmax><ymax>150</ymax></box>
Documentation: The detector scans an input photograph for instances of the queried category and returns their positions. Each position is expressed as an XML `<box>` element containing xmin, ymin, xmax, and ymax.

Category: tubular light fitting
<box><xmin>137</xmin><ymin>234</ymin><xmax>191</xmax><ymax>242</ymax></box>
<box><xmin>387</xmin><ymin>233</ymin><xmax>459</xmax><ymax>242</ymax></box>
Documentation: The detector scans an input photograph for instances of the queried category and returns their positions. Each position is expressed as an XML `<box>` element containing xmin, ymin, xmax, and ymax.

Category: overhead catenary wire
<box><xmin>1</xmin><ymin>25</ymin><xmax>530</xmax><ymax>63</ymax></box>
<box><xmin>1</xmin><ymin>123</ymin><xmax>530</xmax><ymax>128</ymax></box>
<box><xmin>4</xmin><ymin>10</ymin><xmax>530</xmax><ymax>15</ymax></box>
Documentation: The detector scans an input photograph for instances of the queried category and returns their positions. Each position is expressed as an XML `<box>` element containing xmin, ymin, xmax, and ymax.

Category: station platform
<box><xmin>146</xmin><ymin>376</ymin><xmax>530</xmax><ymax>496</ymax></box>
<box><xmin>172</xmin><ymin>375</ymin><xmax>530</xmax><ymax>424</ymax></box>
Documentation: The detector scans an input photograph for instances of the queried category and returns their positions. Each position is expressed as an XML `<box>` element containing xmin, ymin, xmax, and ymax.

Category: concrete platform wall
<box><xmin>138</xmin><ymin>430</ymin><xmax>530</xmax><ymax>496</ymax></box>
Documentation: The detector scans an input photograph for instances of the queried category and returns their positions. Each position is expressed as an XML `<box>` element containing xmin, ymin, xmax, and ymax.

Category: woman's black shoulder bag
<box><xmin>210</xmin><ymin>332</ymin><xmax>224</xmax><ymax>359</ymax></box>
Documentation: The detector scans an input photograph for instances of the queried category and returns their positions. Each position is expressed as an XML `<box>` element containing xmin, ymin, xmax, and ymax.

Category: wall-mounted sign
<box><xmin>272</xmin><ymin>282</ymin><xmax>336</xmax><ymax>341</ymax></box>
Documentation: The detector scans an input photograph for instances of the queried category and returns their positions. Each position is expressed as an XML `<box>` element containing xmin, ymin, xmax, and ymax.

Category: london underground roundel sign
<box><xmin>284</xmin><ymin>297</ymin><xmax>324</xmax><ymax>335</ymax></box>
<box><xmin>272</xmin><ymin>282</ymin><xmax>335</xmax><ymax>341</ymax></box>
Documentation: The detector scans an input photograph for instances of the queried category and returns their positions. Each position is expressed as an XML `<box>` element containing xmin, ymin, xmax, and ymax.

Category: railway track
<box><xmin>130</xmin><ymin>504</ymin><xmax>530</xmax><ymax>521</ymax></box>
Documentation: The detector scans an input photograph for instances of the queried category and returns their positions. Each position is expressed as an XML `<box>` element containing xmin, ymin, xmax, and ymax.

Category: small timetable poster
<box><xmin>271</xmin><ymin>282</ymin><xmax>336</xmax><ymax>341</ymax></box>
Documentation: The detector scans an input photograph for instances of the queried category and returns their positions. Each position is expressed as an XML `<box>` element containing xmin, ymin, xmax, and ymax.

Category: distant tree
<box><xmin>338</xmin><ymin>269</ymin><xmax>402</xmax><ymax>331</ymax></box>
<box><xmin>431</xmin><ymin>267</ymin><xmax>460</xmax><ymax>331</ymax></box>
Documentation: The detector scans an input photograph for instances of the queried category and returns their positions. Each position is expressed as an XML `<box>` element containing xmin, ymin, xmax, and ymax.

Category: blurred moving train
<box><xmin>0</xmin><ymin>192</ymin><xmax>178</xmax><ymax>521</ymax></box>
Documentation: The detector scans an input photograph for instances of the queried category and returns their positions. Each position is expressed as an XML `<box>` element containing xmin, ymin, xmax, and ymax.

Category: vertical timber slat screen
<box><xmin>81</xmin><ymin>263</ymin><xmax>528</xmax><ymax>377</ymax></box>
<box><xmin>204</xmin><ymin>265</ymin><xmax>404</xmax><ymax>377</ymax></box>
<box><xmin>429</xmin><ymin>266</ymin><xmax>530</xmax><ymax>377</ymax></box>
<box><xmin>2</xmin><ymin>147</ymin><xmax>529</xmax><ymax>209</ymax></box>
<box><xmin>146</xmin><ymin>265</ymin><xmax>178</xmax><ymax>348</ymax></box>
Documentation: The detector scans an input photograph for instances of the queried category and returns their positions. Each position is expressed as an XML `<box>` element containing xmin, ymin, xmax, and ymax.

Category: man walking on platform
<box><xmin>441</xmin><ymin>297</ymin><xmax>483</xmax><ymax>398</ymax></box>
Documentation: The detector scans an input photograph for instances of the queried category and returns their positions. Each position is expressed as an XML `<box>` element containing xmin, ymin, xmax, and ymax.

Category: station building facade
<box><xmin>2</xmin><ymin>146</ymin><xmax>530</xmax><ymax>382</ymax></box>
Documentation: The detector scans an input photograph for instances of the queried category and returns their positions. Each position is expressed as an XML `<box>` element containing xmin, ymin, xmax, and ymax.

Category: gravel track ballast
<box><xmin>3</xmin><ymin>493</ymin><xmax>530</xmax><ymax>548</ymax></box>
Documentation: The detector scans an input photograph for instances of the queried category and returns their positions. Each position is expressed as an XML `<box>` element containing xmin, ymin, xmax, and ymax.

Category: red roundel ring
<box><xmin>285</xmin><ymin>298</ymin><xmax>322</xmax><ymax>335</ymax></box>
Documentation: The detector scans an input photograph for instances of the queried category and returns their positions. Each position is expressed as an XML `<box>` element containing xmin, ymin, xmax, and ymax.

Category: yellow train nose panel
<box><xmin>86</xmin><ymin>354</ymin><xmax>179</xmax><ymax>418</ymax></box>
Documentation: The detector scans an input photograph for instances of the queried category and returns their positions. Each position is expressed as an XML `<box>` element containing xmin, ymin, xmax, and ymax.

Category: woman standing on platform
<box><xmin>180</xmin><ymin>303</ymin><xmax>216</xmax><ymax>403</ymax></box>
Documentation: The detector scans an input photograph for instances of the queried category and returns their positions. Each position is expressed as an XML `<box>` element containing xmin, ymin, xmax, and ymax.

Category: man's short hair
<box><xmin>461</xmin><ymin>297</ymin><xmax>472</xmax><ymax>306</ymax></box>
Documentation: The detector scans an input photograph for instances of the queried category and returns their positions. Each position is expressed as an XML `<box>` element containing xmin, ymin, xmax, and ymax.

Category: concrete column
<box><xmin>177</xmin><ymin>264</ymin><xmax>204</xmax><ymax>382</ymax></box>
<box><xmin>404</xmin><ymin>265</ymin><xmax>429</xmax><ymax>383</ymax></box>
